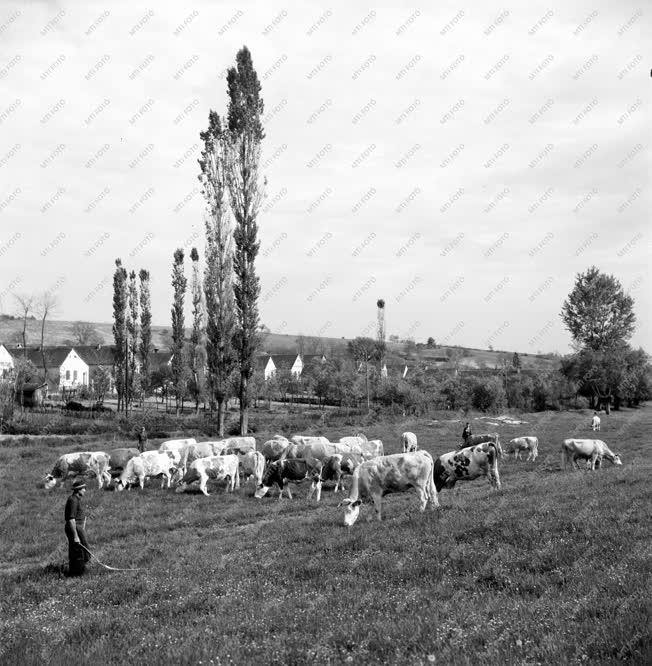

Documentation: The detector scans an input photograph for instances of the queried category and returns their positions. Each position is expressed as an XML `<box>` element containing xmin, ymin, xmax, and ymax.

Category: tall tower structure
<box><xmin>376</xmin><ymin>299</ymin><xmax>386</xmax><ymax>375</ymax></box>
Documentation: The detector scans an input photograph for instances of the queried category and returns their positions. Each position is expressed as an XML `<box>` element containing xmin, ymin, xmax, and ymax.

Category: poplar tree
<box><xmin>226</xmin><ymin>46</ymin><xmax>266</xmax><ymax>435</ymax></box>
<box><xmin>127</xmin><ymin>270</ymin><xmax>139</xmax><ymax>412</ymax></box>
<box><xmin>198</xmin><ymin>110</ymin><xmax>237</xmax><ymax>436</ymax></box>
<box><xmin>171</xmin><ymin>249</ymin><xmax>187</xmax><ymax>415</ymax></box>
<box><xmin>189</xmin><ymin>247</ymin><xmax>207</xmax><ymax>413</ymax></box>
<box><xmin>139</xmin><ymin>269</ymin><xmax>152</xmax><ymax>398</ymax></box>
<box><xmin>112</xmin><ymin>259</ymin><xmax>128</xmax><ymax>412</ymax></box>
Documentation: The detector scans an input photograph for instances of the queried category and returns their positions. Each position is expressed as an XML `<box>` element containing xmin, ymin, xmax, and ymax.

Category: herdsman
<box><xmin>64</xmin><ymin>479</ymin><xmax>91</xmax><ymax>576</ymax></box>
<box><xmin>462</xmin><ymin>422</ymin><xmax>472</xmax><ymax>444</ymax></box>
<box><xmin>137</xmin><ymin>426</ymin><xmax>148</xmax><ymax>454</ymax></box>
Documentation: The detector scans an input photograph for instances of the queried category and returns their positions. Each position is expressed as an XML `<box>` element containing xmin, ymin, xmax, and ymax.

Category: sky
<box><xmin>0</xmin><ymin>0</ymin><xmax>649</xmax><ymax>355</ymax></box>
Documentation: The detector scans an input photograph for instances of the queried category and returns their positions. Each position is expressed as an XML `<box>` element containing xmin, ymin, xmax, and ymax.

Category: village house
<box><xmin>256</xmin><ymin>353</ymin><xmax>327</xmax><ymax>381</ymax></box>
<box><xmin>0</xmin><ymin>344</ymin><xmax>14</xmax><ymax>379</ymax></box>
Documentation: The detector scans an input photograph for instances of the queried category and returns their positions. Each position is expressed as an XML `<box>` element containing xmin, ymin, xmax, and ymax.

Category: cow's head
<box><xmin>43</xmin><ymin>474</ymin><xmax>57</xmax><ymax>491</ymax></box>
<box><xmin>611</xmin><ymin>453</ymin><xmax>623</xmax><ymax>466</ymax></box>
<box><xmin>339</xmin><ymin>498</ymin><xmax>362</xmax><ymax>526</ymax></box>
<box><xmin>114</xmin><ymin>477</ymin><xmax>132</xmax><ymax>492</ymax></box>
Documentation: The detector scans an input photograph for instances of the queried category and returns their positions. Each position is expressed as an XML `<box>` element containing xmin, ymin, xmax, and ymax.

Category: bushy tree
<box><xmin>112</xmin><ymin>259</ymin><xmax>128</xmax><ymax>412</ymax></box>
<box><xmin>139</xmin><ymin>269</ymin><xmax>152</xmax><ymax>396</ymax></box>
<box><xmin>561</xmin><ymin>266</ymin><xmax>635</xmax><ymax>351</ymax></box>
<box><xmin>471</xmin><ymin>377</ymin><xmax>507</xmax><ymax>412</ymax></box>
<box><xmin>170</xmin><ymin>249</ymin><xmax>188</xmax><ymax>415</ymax></box>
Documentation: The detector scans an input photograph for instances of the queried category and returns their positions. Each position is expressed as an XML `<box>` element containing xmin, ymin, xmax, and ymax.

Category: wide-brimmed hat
<box><xmin>72</xmin><ymin>480</ymin><xmax>87</xmax><ymax>491</ymax></box>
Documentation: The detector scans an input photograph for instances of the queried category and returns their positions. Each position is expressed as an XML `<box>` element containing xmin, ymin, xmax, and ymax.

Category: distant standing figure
<box><xmin>591</xmin><ymin>413</ymin><xmax>601</xmax><ymax>431</ymax></box>
<box><xmin>137</xmin><ymin>426</ymin><xmax>148</xmax><ymax>453</ymax></box>
<box><xmin>64</xmin><ymin>479</ymin><xmax>90</xmax><ymax>576</ymax></box>
<box><xmin>462</xmin><ymin>422</ymin><xmax>472</xmax><ymax>444</ymax></box>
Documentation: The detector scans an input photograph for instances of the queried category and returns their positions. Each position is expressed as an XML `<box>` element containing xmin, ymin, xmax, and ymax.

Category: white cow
<box><xmin>158</xmin><ymin>438</ymin><xmax>197</xmax><ymax>473</ymax></box>
<box><xmin>223</xmin><ymin>436</ymin><xmax>256</xmax><ymax>455</ymax></box>
<box><xmin>505</xmin><ymin>437</ymin><xmax>539</xmax><ymax>462</ymax></box>
<box><xmin>339</xmin><ymin>451</ymin><xmax>439</xmax><ymax>526</ymax></box>
<box><xmin>260</xmin><ymin>436</ymin><xmax>292</xmax><ymax>462</ymax></box>
<box><xmin>361</xmin><ymin>439</ymin><xmax>384</xmax><ymax>458</ymax></box>
<box><xmin>561</xmin><ymin>439</ymin><xmax>621</xmax><ymax>471</ymax></box>
<box><xmin>238</xmin><ymin>450</ymin><xmax>266</xmax><ymax>488</ymax></box>
<box><xmin>180</xmin><ymin>441</ymin><xmax>229</xmax><ymax>471</ymax></box>
<box><xmin>44</xmin><ymin>452</ymin><xmax>111</xmax><ymax>490</ymax></box>
<box><xmin>339</xmin><ymin>433</ymin><xmax>367</xmax><ymax>448</ymax></box>
<box><xmin>401</xmin><ymin>432</ymin><xmax>418</xmax><ymax>453</ymax></box>
<box><xmin>115</xmin><ymin>451</ymin><xmax>178</xmax><ymax>490</ymax></box>
<box><xmin>591</xmin><ymin>415</ymin><xmax>601</xmax><ymax>431</ymax></box>
<box><xmin>434</xmin><ymin>443</ymin><xmax>501</xmax><ymax>493</ymax></box>
<box><xmin>176</xmin><ymin>455</ymin><xmax>240</xmax><ymax>495</ymax></box>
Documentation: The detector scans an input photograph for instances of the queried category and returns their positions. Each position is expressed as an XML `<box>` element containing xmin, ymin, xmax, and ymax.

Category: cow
<box><xmin>180</xmin><ymin>441</ymin><xmax>229</xmax><ymax>471</ymax></box>
<box><xmin>591</xmin><ymin>415</ymin><xmax>601</xmax><ymax>431</ymax></box>
<box><xmin>238</xmin><ymin>450</ymin><xmax>266</xmax><ymax>488</ymax></box>
<box><xmin>286</xmin><ymin>438</ymin><xmax>345</xmax><ymax>462</ymax></box>
<box><xmin>107</xmin><ymin>448</ymin><xmax>140</xmax><ymax>478</ymax></box>
<box><xmin>505</xmin><ymin>437</ymin><xmax>538</xmax><ymax>462</ymax></box>
<box><xmin>401</xmin><ymin>432</ymin><xmax>418</xmax><ymax>453</ymax></box>
<box><xmin>434</xmin><ymin>443</ymin><xmax>501</xmax><ymax>493</ymax></box>
<box><xmin>254</xmin><ymin>457</ymin><xmax>324</xmax><ymax>501</ymax></box>
<box><xmin>561</xmin><ymin>439</ymin><xmax>622</xmax><ymax>471</ymax></box>
<box><xmin>260</xmin><ymin>436</ymin><xmax>292</xmax><ymax>462</ymax></box>
<box><xmin>338</xmin><ymin>451</ymin><xmax>439</xmax><ymax>526</ymax></box>
<box><xmin>458</xmin><ymin>433</ymin><xmax>503</xmax><ymax>457</ymax></box>
<box><xmin>361</xmin><ymin>439</ymin><xmax>384</xmax><ymax>459</ymax></box>
<box><xmin>44</xmin><ymin>452</ymin><xmax>111</xmax><ymax>490</ymax></box>
<box><xmin>223</xmin><ymin>436</ymin><xmax>256</xmax><ymax>455</ymax></box>
<box><xmin>158</xmin><ymin>438</ymin><xmax>197</xmax><ymax>472</ymax></box>
<box><xmin>175</xmin><ymin>455</ymin><xmax>240</xmax><ymax>495</ymax></box>
<box><xmin>339</xmin><ymin>433</ymin><xmax>367</xmax><ymax>448</ymax></box>
<box><xmin>322</xmin><ymin>452</ymin><xmax>368</xmax><ymax>492</ymax></box>
<box><xmin>115</xmin><ymin>451</ymin><xmax>179</xmax><ymax>491</ymax></box>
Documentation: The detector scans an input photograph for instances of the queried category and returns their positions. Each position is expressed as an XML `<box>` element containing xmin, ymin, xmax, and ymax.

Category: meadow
<box><xmin>0</xmin><ymin>405</ymin><xmax>650</xmax><ymax>665</ymax></box>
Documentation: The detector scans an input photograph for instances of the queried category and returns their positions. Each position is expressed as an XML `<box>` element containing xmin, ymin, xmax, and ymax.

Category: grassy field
<box><xmin>0</xmin><ymin>405</ymin><xmax>650</xmax><ymax>664</ymax></box>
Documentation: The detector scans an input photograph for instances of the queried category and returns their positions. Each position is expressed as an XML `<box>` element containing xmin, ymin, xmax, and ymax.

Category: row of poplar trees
<box><xmin>112</xmin><ymin>46</ymin><xmax>266</xmax><ymax>436</ymax></box>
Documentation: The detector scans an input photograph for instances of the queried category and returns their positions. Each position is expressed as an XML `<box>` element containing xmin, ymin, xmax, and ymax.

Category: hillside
<box><xmin>0</xmin><ymin>315</ymin><xmax>556</xmax><ymax>371</ymax></box>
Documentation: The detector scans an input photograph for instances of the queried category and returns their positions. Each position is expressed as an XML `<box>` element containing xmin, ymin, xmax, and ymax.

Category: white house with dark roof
<box><xmin>0</xmin><ymin>344</ymin><xmax>14</xmax><ymax>378</ymax></box>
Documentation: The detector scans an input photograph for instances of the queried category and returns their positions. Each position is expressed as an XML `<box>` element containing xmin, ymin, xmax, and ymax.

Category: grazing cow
<box><xmin>115</xmin><ymin>451</ymin><xmax>178</xmax><ymax>490</ymax></box>
<box><xmin>361</xmin><ymin>439</ymin><xmax>384</xmax><ymax>459</ymax></box>
<box><xmin>176</xmin><ymin>455</ymin><xmax>240</xmax><ymax>495</ymax></box>
<box><xmin>340</xmin><ymin>452</ymin><xmax>364</xmax><ymax>475</ymax></box>
<box><xmin>158</xmin><ymin>438</ymin><xmax>197</xmax><ymax>472</ymax></box>
<box><xmin>434</xmin><ymin>443</ymin><xmax>501</xmax><ymax>493</ymax></box>
<box><xmin>180</xmin><ymin>441</ymin><xmax>229</xmax><ymax>471</ymax></box>
<box><xmin>44</xmin><ymin>452</ymin><xmax>111</xmax><ymax>490</ymax></box>
<box><xmin>401</xmin><ymin>432</ymin><xmax>418</xmax><ymax>453</ymax></box>
<box><xmin>339</xmin><ymin>433</ymin><xmax>368</xmax><ymax>448</ymax></box>
<box><xmin>339</xmin><ymin>451</ymin><xmax>439</xmax><ymax>526</ymax></box>
<box><xmin>107</xmin><ymin>448</ymin><xmax>140</xmax><ymax>477</ymax></box>
<box><xmin>254</xmin><ymin>457</ymin><xmax>324</xmax><ymax>501</ymax></box>
<box><xmin>223</xmin><ymin>436</ymin><xmax>256</xmax><ymax>455</ymax></box>
<box><xmin>261</xmin><ymin>437</ymin><xmax>292</xmax><ymax>462</ymax></box>
<box><xmin>505</xmin><ymin>437</ymin><xmax>538</xmax><ymax>462</ymax></box>
<box><xmin>458</xmin><ymin>433</ymin><xmax>502</xmax><ymax>457</ymax></box>
<box><xmin>321</xmin><ymin>455</ymin><xmax>347</xmax><ymax>492</ymax></box>
<box><xmin>591</xmin><ymin>415</ymin><xmax>601</xmax><ymax>431</ymax></box>
<box><xmin>561</xmin><ymin>439</ymin><xmax>622</xmax><ymax>471</ymax></box>
<box><xmin>238</xmin><ymin>450</ymin><xmax>266</xmax><ymax>488</ymax></box>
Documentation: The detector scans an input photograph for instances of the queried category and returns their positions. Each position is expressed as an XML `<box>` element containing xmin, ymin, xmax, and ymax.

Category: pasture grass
<box><xmin>0</xmin><ymin>406</ymin><xmax>650</xmax><ymax>664</ymax></box>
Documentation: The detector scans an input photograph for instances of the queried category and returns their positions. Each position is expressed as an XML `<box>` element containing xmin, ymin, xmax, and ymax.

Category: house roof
<box><xmin>271</xmin><ymin>354</ymin><xmax>299</xmax><ymax>371</ymax></box>
<box><xmin>6</xmin><ymin>346</ymin><xmax>74</xmax><ymax>368</ymax></box>
<box><xmin>300</xmin><ymin>353</ymin><xmax>326</xmax><ymax>364</ymax></box>
<box><xmin>254</xmin><ymin>354</ymin><xmax>272</xmax><ymax>372</ymax></box>
<box><xmin>75</xmin><ymin>345</ymin><xmax>117</xmax><ymax>366</ymax></box>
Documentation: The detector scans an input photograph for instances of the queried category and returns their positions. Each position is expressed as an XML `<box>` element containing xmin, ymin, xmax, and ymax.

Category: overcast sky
<box><xmin>0</xmin><ymin>0</ymin><xmax>649</xmax><ymax>354</ymax></box>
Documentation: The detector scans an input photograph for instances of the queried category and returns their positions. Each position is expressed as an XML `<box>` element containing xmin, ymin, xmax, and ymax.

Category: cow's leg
<box><xmin>315</xmin><ymin>480</ymin><xmax>322</xmax><ymax>502</ymax></box>
<box><xmin>200</xmin><ymin>471</ymin><xmax>209</xmax><ymax>496</ymax></box>
<box><xmin>139</xmin><ymin>475</ymin><xmax>145</xmax><ymax>490</ymax></box>
<box><xmin>372</xmin><ymin>494</ymin><xmax>383</xmax><ymax>521</ymax></box>
<box><xmin>285</xmin><ymin>483</ymin><xmax>293</xmax><ymax>500</ymax></box>
<box><xmin>416</xmin><ymin>486</ymin><xmax>428</xmax><ymax>512</ymax></box>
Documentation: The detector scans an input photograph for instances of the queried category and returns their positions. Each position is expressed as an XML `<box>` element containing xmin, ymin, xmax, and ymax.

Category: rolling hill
<box><xmin>0</xmin><ymin>314</ymin><xmax>557</xmax><ymax>371</ymax></box>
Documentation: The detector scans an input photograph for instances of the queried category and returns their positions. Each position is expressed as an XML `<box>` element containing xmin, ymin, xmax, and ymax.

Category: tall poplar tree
<box><xmin>112</xmin><ymin>259</ymin><xmax>128</xmax><ymax>413</ymax></box>
<box><xmin>198</xmin><ymin>110</ymin><xmax>237</xmax><ymax>435</ymax></box>
<box><xmin>226</xmin><ymin>46</ymin><xmax>266</xmax><ymax>435</ymax></box>
<box><xmin>139</xmin><ymin>269</ymin><xmax>152</xmax><ymax>398</ymax></box>
<box><xmin>127</xmin><ymin>270</ymin><xmax>139</xmax><ymax>413</ymax></box>
<box><xmin>189</xmin><ymin>247</ymin><xmax>207</xmax><ymax>413</ymax></box>
<box><xmin>171</xmin><ymin>249</ymin><xmax>187</xmax><ymax>415</ymax></box>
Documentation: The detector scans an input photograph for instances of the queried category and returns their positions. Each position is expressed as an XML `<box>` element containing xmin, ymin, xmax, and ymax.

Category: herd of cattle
<box><xmin>41</xmin><ymin>419</ymin><xmax>623</xmax><ymax>526</ymax></box>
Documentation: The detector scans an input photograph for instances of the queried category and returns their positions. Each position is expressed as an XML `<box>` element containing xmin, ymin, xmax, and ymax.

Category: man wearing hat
<box><xmin>64</xmin><ymin>479</ymin><xmax>91</xmax><ymax>576</ymax></box>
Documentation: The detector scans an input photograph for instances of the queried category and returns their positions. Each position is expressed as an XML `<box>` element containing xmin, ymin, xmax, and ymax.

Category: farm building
<box><xmin>255</xmin><ymin>353</ymin><xmax>327</xmax><ymax>381</ymax></box>
<box><xmin>0</xmin><ymin>344</ymin><xmax>14</xmax><ymax>378</ymax></box>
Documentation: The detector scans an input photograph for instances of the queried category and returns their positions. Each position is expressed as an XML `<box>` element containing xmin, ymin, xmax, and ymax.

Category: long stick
<box><xmin>78</xmin><ymin>543</ymin><xmax>143</xmax><ymax>572</ymax></box>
